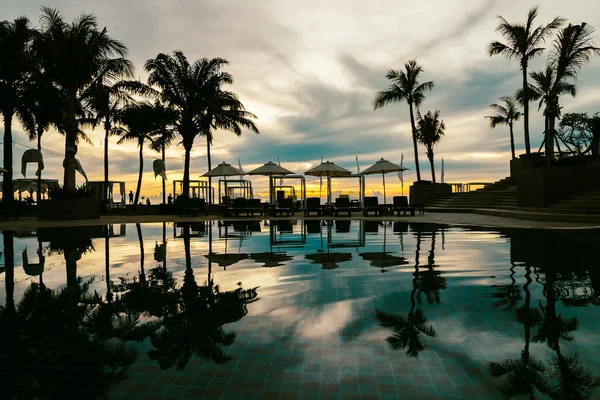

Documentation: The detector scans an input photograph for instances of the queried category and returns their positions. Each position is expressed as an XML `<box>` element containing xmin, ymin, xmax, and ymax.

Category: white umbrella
<box><xmin>305</xmin><ymin>161</ymin><xmax>351</xmax><ymax>204</ymax></box>
<box><xmin>202</xmin><ymin>161</ymin><xmax>246</xmax><ymax>203</ymax></box>
<box><xmin>361</xmin><ymin>158</ymin><xmax>409</xmax><ymax>204</ymax></box>
<box><xmin>246</xmin><ymin>161</ymin><xmax>294</xmax><ymax>204</ymax></box>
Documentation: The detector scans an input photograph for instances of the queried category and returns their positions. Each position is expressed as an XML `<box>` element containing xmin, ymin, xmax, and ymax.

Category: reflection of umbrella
<box><xmin>361</xmin><ymin>158</ymin><xmax>409</xmax><ymax>204</ymax></box>
<box><xmin>204</xmin><ymin>253</ymin><xmax>248</xmax><ymax>269</ymax></box>
<box><xmin>202</xmin><ymin>161</ymin><xmax>246</xmax><ymax>203</ymax></box>
<box><xmin>247</xmin><ymin>161</ymin><xmax>294</xmax><ymax>204</ymax></box>
<box><xmin>305</xmin><ymin>161</ymin><xmax>351</xmax><ymax>204</ymax></box>
<box><xmin>360</xmin><ymin>222</ymin><xmax>407</xmax><ymax>272</ymax></box>
<box><xmin>305</xmin><ymin>252</ymin><xmax>352</xmax><ymax>270</ymax></box>
<box><xmin>250</xmin><ymin>252</ymin><xmax>292</xmax><ymax>268</ymax></box>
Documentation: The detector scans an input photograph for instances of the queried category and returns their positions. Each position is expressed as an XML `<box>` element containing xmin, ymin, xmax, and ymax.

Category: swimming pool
<box><xmin>1</xmin><ymin>221</ymin><xmax>599</xmax><ymax>399</ymax></box>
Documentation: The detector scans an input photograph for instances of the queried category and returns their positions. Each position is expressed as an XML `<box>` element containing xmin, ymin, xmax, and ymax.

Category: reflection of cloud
<box><xmin>296</xmin><ymin>301</ymin><xmax>353</xmax><ymax>339</ymax></box>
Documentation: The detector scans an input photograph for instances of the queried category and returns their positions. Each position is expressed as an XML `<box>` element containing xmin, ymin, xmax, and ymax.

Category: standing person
<box><xmin>146</xmin><ymin>198</ymin><xmax>151</xmax><ymax>206</ymax></box>
<box><xmin>167</xmin><ymin>194</ymin><xmax>173</xmax><ymax>205</ymax></box>
<box><xmin>129</xmin><ymin>191</ymin><xmax>134</xmax><ymax>204</ymax></box>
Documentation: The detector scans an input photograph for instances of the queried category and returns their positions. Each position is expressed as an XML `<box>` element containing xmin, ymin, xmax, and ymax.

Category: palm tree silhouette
<box><xmin>33</xmin><ymin>7</ymin><xmax>132</xmax><ymax>193</ymax></box>
<box><xmin>486</xmin><ymin>96</ymin><xmax>522</xmax><ymax>160</ymax></box>
<box><xmin>374</xmin><ymin>60</ymin><xmax>434</xmax><ymax>182</ymax></box>
<box><xmin>414</xmin><ymin>230</ymin><xmax>446</xmax><ymax>305</ymax></box>
<box><xmin>489</xmin><ymin>6</ymin><xmax>564</xmax><ymax>155</ymax></box>
<box><xmin>0</xmin><ymin>17</ymin><xmax>34</xmax><ymax>203</ymax></box>
<box><xmin>416</xmin><ymin>110</ymin><xmax>445</xmax><ymax>183</ymax></box>
<box><xmin>489</xmin><ymin>260</ymin><xmax>523</xmax><ymax>312</ymax></box>
<box><xmin>148</xmin><ymin>102</ymin><xmax>177</xmax><ymax>205</ymax></box>
<box><xmin>143</xmin><ymin>52</ymin><xmax>258</xmax><ymax>200</ymax></box>
<box><xmin>376</xmin><ymin>231</ymin><xmax>436</xmax><ymax>358</ymax></box>
<box><xmin>112</xmin><ymin>102</ymin><xmax>163</xmax><ymax>204</ymax></box>
<box><xmin>489</xmin><ymin>264</ymin><xmax>548</xmax><ymax>399</ymax></box>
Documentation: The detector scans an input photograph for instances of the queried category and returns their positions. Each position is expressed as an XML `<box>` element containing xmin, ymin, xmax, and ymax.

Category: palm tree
<box><xmin>144</xmin><ymin>52</ymin><xmax>258</xmax><ymax>201</ymax></box>
<box><xmin>374</xmin><ymin>60</ymin><xmax>434</xmax><ymax>182</ymax></box>
<box><xmin>486</xmin><ymin>96</ymin><xmax>522</xmax><ymax>160</ymax></box>
<box><xmin>416</xmin><ymin>110</ymin><xmax>445</xmax><ymax>183</ymax></box>
<box><xmin>489</xmin><ymin>6</ymin><xmax>564</xmax><ymax>155</ymax></box>
<box><xmin>33</xmin><ymin>7</ymin><xmax>132</xmax><ymax>193</ymax></box>
<box><xmin>147</xmin><ymin>101</ymin><xmax>176</xmax><ymax>205</ymax></box>
<box><xmin>112</xmin><ymin>102</ymin><xmax>162</xmax><ymax>205</ymax></box>
<box><xmin>543</xmin><ymin>23</ymin><xmax>600</xmax><ymax>158</ymax></box>
<box><xmin>0</xmin><ymin>17</ymin><xmax>34</xmax><ymax>204</ymax></box>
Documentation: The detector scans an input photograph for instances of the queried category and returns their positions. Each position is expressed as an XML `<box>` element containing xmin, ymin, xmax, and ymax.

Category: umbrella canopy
<box><xmin>305</xmin><ymin>252</ymin><xmax>352</xmax><ymax>270</ymax></box>
<box><xmin>202</xmin><ymin>161</ymin><xmax>245</xmax><ymax>177</ymax></box>
<box><xmin>247</xmin><ymin>161</ymin><xmax>294</xmax><ymax>176</ymax></box>
<box><xmin>360</xmin><ymin>252</ymin><xmax>409</xmax><ymax>272</ymax></box>
<box><xmin>204</xmin><ymin>253</ymin><xmax>248</xmax><ymax>269</ymax></box>
<box><xmin>247</xmin><ymin>161</ymin><xmax>295</xmax><ymax>204</ymax></box>
<box><xmin>360</xmin><ymin>158</ymin><xmax>409</xmax><ymax>204</ymax></box>
<box><xmin>250</xmin><ymin>252</ymin><xmax>293</xmax><ymax>268</ymax></box>
<box><xmin>0</xmin><ymin>167</ymin><xmax>8</xmax><ymax>175</ymax></box>
<box><xmin>305</xmin><ymin>161</ymin><xmax>351</xmax><ymax>204</ymax></box>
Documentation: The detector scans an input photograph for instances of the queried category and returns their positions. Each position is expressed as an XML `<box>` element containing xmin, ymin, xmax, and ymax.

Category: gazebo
<box><xmin>87</xmin><ymin>181</ymin><xmax>126</xmax><ymax>208</ymax></box>
<box><xmin>0</xmin><ymin>179</ymin><xmax>59</xmax><ymax>202</ymax></box>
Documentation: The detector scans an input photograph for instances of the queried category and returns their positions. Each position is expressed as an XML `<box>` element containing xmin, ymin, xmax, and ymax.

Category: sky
<box><xmin>3</xmin><ymin>0</ymin><xmax>600</xmax><ymax>202</ymax></box>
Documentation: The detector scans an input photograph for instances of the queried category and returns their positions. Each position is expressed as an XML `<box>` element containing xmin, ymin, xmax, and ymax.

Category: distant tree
<box><xmin>489</xmin><ymin>6</ymin><xmax>564</xmax><ymax>155</ymax></box>
<box><xmin>0</xmin><ymin>17</ymin><xmax>34</xmax><ymax>203</ymax></box>
<box><xmin>486</xmin><ymin>96</ymin><xmax>522</xmax><ymax>160</ymax></box>
<box><xmin>374</xmin><ymin>60</ymin><xmax>434</xmax><ymax>182</ymax></box>
<box><xmin>416</xmin><ymin>110</ymin><xmax>445</xmax><ymax>183</ymax></box>
<box><xmin>558</xmin><ymin>112</ymin><xmax>600</xmax><ymax>154</ymax></box>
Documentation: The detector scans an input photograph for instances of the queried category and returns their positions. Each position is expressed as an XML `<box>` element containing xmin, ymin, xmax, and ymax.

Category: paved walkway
<box><xmin>1</xmin><ymin>212</ymin><xmax>599</xmax><ymax>230</ymax></box>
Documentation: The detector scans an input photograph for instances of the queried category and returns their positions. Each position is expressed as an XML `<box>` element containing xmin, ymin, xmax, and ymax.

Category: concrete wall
<box><xmin>409</xmin><ymin>183</ymin><xmax>452</xmax><ymax>205</ymax></box>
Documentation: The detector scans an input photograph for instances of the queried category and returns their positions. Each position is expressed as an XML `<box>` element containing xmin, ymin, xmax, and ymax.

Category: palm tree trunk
<box><xmin>183</xmin><ymin>146</ymin><xmax>191</xmax><ymax>202</ymax></box>
<box><xmin>136</xmin><ymin>223</ymin><xmax>145</xmax><ymax>286</ymax></box>
<box><xmin>135</xmin><ymin>140</ymin><xmax>143</xmax><ymax>205</ymax></box>
<box><xmin>105</xmin><ymin>228</ymin><xmax>112</xmax><ymax>305</ymax></box>
<box><xmin>428</xmin><ymin>152</ymin><xmax>436</xmax><ymax>184</ymax></box>
<box><xmin>408</xmin><ymin>103</ymin><xmax>422</xmax><ymax>181</ymax></box>
<box><xmin>509</xmin><ymin>122</ymin><xmax>516</xmax><ymax>160</ymax></box>
<box><xmin>3</xmin><ymin>230</ymin><xmax>15</xmax><ymax>313</ymax></box>
<box><xmin>37</xmin><ymin>127</ymin><xmax>43</xmax><ymax>203</ymax></box>
<box><xmin>206</xmin><ymin>134</ymin><xmax>212</xmax><ymax>203</ymax></box>
<box><xmin>522</xmin><ymin>65</ymin><xmax>531</xmax><ymax>155</ymax></box>
<box><xmin>65</xmin><ymin>248</ymin><xmax>79</xmax><ymax>292</ymax></box>
<box><xmin>546</xmin><ymin>115</ymin><xmax>556</xmax><ymax>160</ymax></box>
<box><xmin>162</xmin><ymin>146</ymin><xmax>166</xmax><ymax>205</ymax></box>
<box><xmin>104</xmin><ymin>118</ymin><xmax>110</xmax><ymax>208</ymax></box>
<box><xmin>63</xmin><ymin>94</ymin><xmax>78</xmax><ymax>193</ymax></box>
<box><xmin>2</xmin><ymin>111</ymin><xmax>14</xmax><ymax>203</ymax></box>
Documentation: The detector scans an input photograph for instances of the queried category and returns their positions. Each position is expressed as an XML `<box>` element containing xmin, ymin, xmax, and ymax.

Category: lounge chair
<box><xmin>305</xmin><ymin>220</ymin><xmax>321</xmax><ymax>234</ymax></box>
<box><xmin>303</xmin><ymin>197</ymin><xmax>321</xmax><ymax>216</ymax></box>
<box><xmin>246</xmin><ymin>199</ymin><xmax>263</xmax><ymax>216</ymax></box>
<box><xmin>334</xmin><ymin>197</ymin><xmax>352</xmax><ymax>216</ymax></box>
<box><xmin>392</xmin><ymin>196</ymin><xmax>415</xmax><ymax>216</ymax></box>
<box><xmin>335</xmin><ymin>220</ymin><xmax>351</xmax><ymax>233</ymax></box>
<box><xmin>229</xmin><ymin>198</ymin><xmax>248</xmax><ymax>216</ymax></box>
<box><xmin>178</xmin><ymin>198</ymin><xmax>208</xmax><ymax>217</ymax></box>
<box><xmin>364</xmin><ymin>221</ymin><xmax>380</xmax><ymax>233</ymax></box>
<box><xmin>275</xmin><ymin>198</ymin><xmax>294</xmax><ymax>216</ymax></box>
<box><xmin>363</xmin><ymin>196</ymin><xmax>380</xmax><ymax>216</ymax></box>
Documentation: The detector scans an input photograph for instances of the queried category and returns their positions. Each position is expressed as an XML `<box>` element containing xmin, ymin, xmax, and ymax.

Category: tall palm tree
<box><xmin>147</xmin><ymin>101</ymin><xmax>176</xmax><ymax>205</ymax></box>
<box><xmin>0</xmin><ymin>17</ymin><xmax>34</xmax><ymax>203</ymax></box>
<box><xmin>112</xmin><ymin>102</ymin><xmax>162</xmax><ymax>205</ymax></box>
<box><xmin>144</xmin><ymin>52</ymin><xmax>258</xmax><ymax>201</ymax></box>
<box><xmin>200</xmin><ymin>87</ymin><xmax>259</xmax><ymax>193</ymax></box>
<box><xmin>33</xmin><ymin>7</ymin><xmax>132</xmax><ymax>193</ymax></box>
<box><xmin>374</xmin><ymin>60</ymin><xmax>434</xmax><ymax>182</ymax></box>
<box><xmin>543</xmin><ymin>23</ymin><xmax>600</xmax><ymax>158</ymax></box>
<box><xmin>486</xmin><ymin>96</ymin><xmax>522</xmax><ymax>160</ymax></box>
<box><xmin>489</xmin><ymin>6</ymin><xmax>564</xmax><ymax>155</ymax></box>
<box><xmin>416</xmin><ymin>110</ymin><xmax>445</xmax><ymax>183</ymax></box>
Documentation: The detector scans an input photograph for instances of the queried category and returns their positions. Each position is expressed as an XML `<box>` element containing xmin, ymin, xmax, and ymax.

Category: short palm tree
<box><xmin>112</xmin><ymin>102</ymin><xmax>162</xmax><ymax>205</ymax></box>
<box><xmin>33</xmin><ymin>7</ymin><xmax>132</xmax><ymax>193</ymax></box>
<box><xmin>489</xmin><ymin>6</ymin><xmax>564</xmax><ymax>155</ymax></box>
<box><xmin>0</xmin><ymin>17</ymin><xmax>34</xmax><ymax>203</ymax></box>
<box><xmin>374</xmin><ymin>60</ymin><xmax>434</xmax><ymax>182</ymax></box>
<box><xmin>486</xmin><ymin>96</ymin><xmax>522</xmax><ymax>160</ymax></box>
<box><xmin>544</xmin><ymin>23</ymin><xmax>600</xmax><ymax>158</ymax></box>
<box><xmin>416</xmin><ymin>110</ymin><xmax>445</xmax><ymax>183</ymax></box>
<box><xmin>144</xmin><ymin>52</ymin><xmax>258</xmax><ymax>201</ymax></box>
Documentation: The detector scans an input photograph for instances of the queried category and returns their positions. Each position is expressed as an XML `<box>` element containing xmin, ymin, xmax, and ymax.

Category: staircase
<box><xmin>548</xmin><ymin>187</ymin><xmax>600</xmax><ymax>214</ymax></box>
<box><xmin>426</xmin><ymin>177</ymin><xmax>517</xmax><ymax>212</ymax></box>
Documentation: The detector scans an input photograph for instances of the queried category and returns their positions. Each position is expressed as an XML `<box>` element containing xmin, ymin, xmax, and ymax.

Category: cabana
<box><xmin>328</xmin><ymin>173</ymin><xmax>365</xmax><ymax>208</ymax></box>
<box><xmin>328</xmin><ymin>219</ymin><xmax>366</xmax><ymax>249</ymax></box>
<box><xmin>269</xmin><ymin>220</ymin><xmax>306</xmax><ymax>248</ymax></box>
<box><xmin>269</xmin><ymin>175</ymin><xmax>306</xmax><ymax>208</ymax></box>
<box><xmin>218</xmin><ymin>178</ymin><xmax>253</xmax><ymax>201</ymax></box>
<box><xmin>87</xmin><ymin>181</ymin><xmax>126</xmax><ymax>208</ymax></box>
<box><xmin>172</xmin><ymin>180</ymin><xmax>213</xmax><ymax>202</ymax></box>
<box><xmin>0</xmin><ymin>179</ymin><xmax>59</xmax><ymax>202</ymax></box>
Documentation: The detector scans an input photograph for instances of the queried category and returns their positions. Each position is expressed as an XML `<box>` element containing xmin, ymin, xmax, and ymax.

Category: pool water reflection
<box><xmin>1</xmin><ymin>221</ymin><xmax>599</xmax><ymax>399</ymax></box>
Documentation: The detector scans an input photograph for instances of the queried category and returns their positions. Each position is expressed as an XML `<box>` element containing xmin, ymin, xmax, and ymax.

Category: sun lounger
<box><xmin>0</xmin><ymin>209</ymin><xmax>19</xmax><ymax>220</ymax></box>
<box><xmin>303</xmin><ymin>197</ymin><xmax>321</xmax><ymax>216</ymax></box>
<box><xmin>275</xmin><ymin>198</ymin><xmax>295</xmax><ymax>216</ymax></box>
<box><xmin>392</xmin><ymin>196</ymin><xmax>415</xmax><ymax>216</ymax></box>
<box><xmin>334</xmin><ymin>197</ymin><xmax>353</xmax><ymax>216</ymax></box>
<box><xmin>363</xmin><ymin>196</ymin><xmax>380</xmax><ymax>216</ymax></box>
<box><xmin>335</xmin><ymin>220</ymin><xmax>351</xmax><ymax>233</ymax></box>
<box><xmin>178</xmin><ymin>199</ymin><xmax>208</xmax><ymax>217</ymax></box>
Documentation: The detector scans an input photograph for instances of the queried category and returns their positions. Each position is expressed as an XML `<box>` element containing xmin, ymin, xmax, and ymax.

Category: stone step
<box><xmin>475</xmin><ymin>208</ymin><xmax>600</xmax><ymax>223</ymax></box>
<box><xmin>498</xmin><ymin>205</ymin><xmax>600</xmax><ymax>215</ymax></box>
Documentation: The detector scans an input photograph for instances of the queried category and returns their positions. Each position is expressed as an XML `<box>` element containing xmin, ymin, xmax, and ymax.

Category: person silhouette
<box><xmin>146</xmin><ymin>198</ymin><xmax>151</xmax><ymax>206</ymax></box>
<box><xmin>167</xmin><ymin>194</ymin><xmax>173</xmax><ymax>205</ymax></box>
<box><xmin>129</xmin><ymin>191</ymin><xmax>134</xmax><ymax>204</ymax></box>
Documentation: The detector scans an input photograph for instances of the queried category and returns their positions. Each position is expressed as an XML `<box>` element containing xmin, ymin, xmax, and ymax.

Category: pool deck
<box><xmin>1</xmin><ymin>212</ymin><xmax>599</xmax><ymax>230</ymax></box>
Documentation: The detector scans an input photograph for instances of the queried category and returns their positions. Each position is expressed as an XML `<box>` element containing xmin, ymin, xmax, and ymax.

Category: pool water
<box><xmin>1</xmin><ymin>221</ymin><xmax>599</xmax><ymax>399</ymax></box>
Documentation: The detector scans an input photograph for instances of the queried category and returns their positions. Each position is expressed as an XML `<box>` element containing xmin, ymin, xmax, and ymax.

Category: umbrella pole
<box><xmin>382</xmin><ymin>173</ymin><xmax>386</xmax><ymax>205</ymax></box>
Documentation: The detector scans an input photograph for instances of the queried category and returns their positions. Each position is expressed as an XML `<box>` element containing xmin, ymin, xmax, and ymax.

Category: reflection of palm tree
<box><xmin>414</xmin><ymin>231</ymin><xmax>446</xmax><ymax>305</ymax></box>
<box><xmin>490</xmin><ymin>264</ymin><xmax>548</xmax><ymax>399</ymax></box>
<box><xmin>2</xmin><ymin>231</ymin><xmax>15</xmax><ymax>313</ymax></box>
<box><xmin>534</xmin><ymin>269</ymin><xmax>600</xmax><ymax>399</ymax></box>
<box><xmin>148</xmin><ymin>222</ymin><xmax>259</xmax><ymax>370</ymax></box>
<box><xmin>376</xmin><ymin>231</ymin><xmax>436</xmax><ymax>358</ymax></box>
<box><xmin>489</xmin><ymin>260</ymin><xmax>523</xmax><ymax>312</ymax></box>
